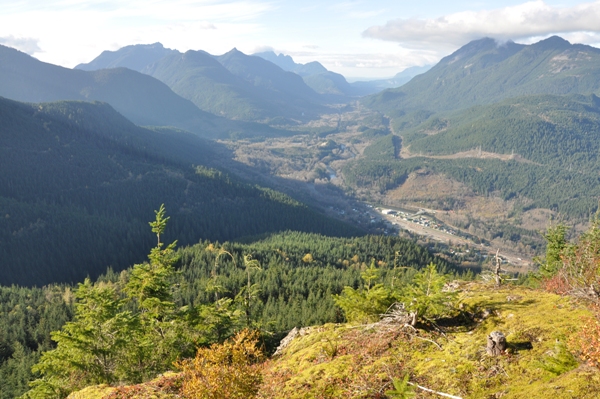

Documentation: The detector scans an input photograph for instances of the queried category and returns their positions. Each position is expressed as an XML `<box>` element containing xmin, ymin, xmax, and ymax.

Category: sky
<box><xmin>1</xmin><ymin>0</ymin><xmax>600</xmax><ymax>79</ymax></box>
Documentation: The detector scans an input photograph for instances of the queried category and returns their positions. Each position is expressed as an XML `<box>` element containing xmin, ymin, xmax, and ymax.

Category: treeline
<box><xmin>0</xmin><ymin>286</ymin><xmax>74</xmax><ymax>399</ymax></box>
<box><xmin>174</xmin><ymin>231</ymin><xmax>459</xmax><ymax>332</ymax></box>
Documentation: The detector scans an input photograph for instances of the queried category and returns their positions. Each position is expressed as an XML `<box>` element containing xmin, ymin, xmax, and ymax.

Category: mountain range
<box><xmin>76</xmin><ymin>43</ymin><xmax>426</xmax><ymax>104</ymax></box>
<box><xmin>254</xmin><ymin>50</ymin><xmax>371</xmax><ymax>96</ymax></box>
<box><xmin>76</xmin><ymin>43</ymin><xmax>337</xmax><ymax>121</ymax></box>
<box><xmin>0</xmin><ymin>44</ymin><xmax>298</xmax><ymax>138</ymax></box>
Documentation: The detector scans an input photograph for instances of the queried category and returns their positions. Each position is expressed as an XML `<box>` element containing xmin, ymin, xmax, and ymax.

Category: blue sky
<box><xmin>1</xmin><ymin>0</ymin><xmax>600</xmax><ymax>78</ymax></box>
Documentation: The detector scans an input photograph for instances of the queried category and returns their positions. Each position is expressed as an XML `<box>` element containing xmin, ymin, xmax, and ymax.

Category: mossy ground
<box><xmin>260</xmin><ymin>283</ymin><xmax>600</xmax><ymax>399</ymax></box>
<box><xmin>69</xmin><ymin>283</ymin><xmax>600</xmax><ymax>399</ymax></box>
<box><xmin>67</xmin><ymin>373</ymin><xmax>181</xmax><ymax>399</ymax></box>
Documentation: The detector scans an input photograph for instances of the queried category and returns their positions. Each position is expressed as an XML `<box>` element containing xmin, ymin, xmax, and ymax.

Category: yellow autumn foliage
<box><xmin>177</xmin><ymin>329</ymin><xmax>264</xmax><ymax>399</ymax></box>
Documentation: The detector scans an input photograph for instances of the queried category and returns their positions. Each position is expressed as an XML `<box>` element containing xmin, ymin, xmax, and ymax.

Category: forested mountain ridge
<box><xmin>141</xmin><ymin>49</ymin><xmax>267</xmax><ymax>120</ymax></box>
<box><xmin>0</xmin><ymin>97</ymin><xmax>361</xmax><ymax>286</ymax></box>
<box><xmin>340</xmin><ymin>94</ymin><xmax>600</xmax><ymax>253</ymax></box>
<box><xmin>336</xmin><ymin>36</ymin><xmax>600</xmax><ymax>256</ymax></box>
<box><xmin>142</xmin><ymin>48</ymin><xmax>329</xmax><ymax>122</ymax></box>
<box><xmin>216</xmin><ymin>48</ymin><xmax>322</xmax><ymax>103</ymax></box>
<box><xmin>253</xmin><ymin>50</ymin><xmax>370</xmax><ymax>96</ymax></box>
<box><xmin>74</xmin><ymin>43</ymin><xmax>332</xmax><ymax>122</ymax></box>
<box><xmin>364</xmin><ymin>36</ymin><xmax>600</xmax><ymax>115</ymax></box>
<box><xmin>403</xmin><ymin>93</ymin><xmax>600</xmax><ymax>169</ymax></box>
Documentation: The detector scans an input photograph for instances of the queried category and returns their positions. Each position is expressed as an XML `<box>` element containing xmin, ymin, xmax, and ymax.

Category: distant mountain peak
<box><xmin>443</xmin><ymin>37</ymin><xmax>499</xmax><ymax>63</ymax></box>
<box><xmin>120</xmin><ymin>42</ymin><xmax>168</xmax><ymax>50</ymax></box>
<box><xmin>75</xmin><ymin>42</ymin><xmax>179</xmax><ymax>72</ymax></box>
<box><xmin>530</xmin><ymin>35</ymin><xmax>571</xmax><ymax>50</ymax></box>
<box><xmin>253</xmin><ymin>51</ymin><xmax>297</xmax><ymax>71</ymax></box>
<box><xmin>364</xmin><ymin>35</ymin><xmax>600</xmax><ymax>114</ymax></box>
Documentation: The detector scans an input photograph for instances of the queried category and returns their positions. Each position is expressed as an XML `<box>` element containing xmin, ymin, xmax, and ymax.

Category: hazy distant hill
<box><xmin>253</xmin><ymin>51</ymin><xmax>431</xmax><ymax>96</ymax></box>
<box><xmin>364</xmin><ymin>36</ymin><xmax>600</xmax><ymax>115</ymax></box>
<box><xmin>75</xmin><ymin>42</ymin><xmax>179</xmax><ymax>72</ymax></box>
<box><xmin>350</xmin><ymin>65</ymin><xmax>432</xmax><ymax>93</ymax></box>
<box><xmin>0</xmin><ymin>44</ymin><xmax>292</xmax><ymax>139</ymax></box>
<box><xmin>215</xmin><ymin>48</ymin><xmax>327</xmax><ymax>111</ymax></box>
<box><xmin>253</xmin><ymin>51</ymin><xmax>297</xmax><ymax>71</ymax></box>
<box><xmin>216</xmin><ymin>49</ymin><xmax>320</xmax><ymax>101</ymax></box>
<box><xmin>254</xmin><ymin>50</ymin><xmax>371</xmax><ymax>96</ymax></box>
<box><xmin>77</xmin><ymin>44</ymin><xmax>332</xmax><ymax>122</ymax></box>
<box><xmin>0</xmin><ymin>97</ymin><xmax>360</xmax><ymax>286</ymax></box>
<box><xmin>142</xmin><ymin>49</ymin><xmax>271</xmax><ymax>120</ymax></box>
<box><xmin>76</xmin><ymin>42</ymin><xmax>250</xmax><ymax>112</ymax></box>
<box><xmin>0</xmin><ymin>45</ymin><xmax>217</xmax><ymax>130</ymax></box>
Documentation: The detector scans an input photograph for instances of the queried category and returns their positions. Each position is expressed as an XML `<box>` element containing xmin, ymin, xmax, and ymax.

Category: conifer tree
<box><xmin>24</xmin><ymin>280</ymin><xmax>134</xmax><ymax>398</ymax></box>
<box><xmin>401</xmin><ymin>263</ymin><xmax>456</xmax><ymax>326</ymax></box>
<box><xmin>333</xmin><ymin>260</ymin><xmax>395</xmax><ymax>323</ymax></box>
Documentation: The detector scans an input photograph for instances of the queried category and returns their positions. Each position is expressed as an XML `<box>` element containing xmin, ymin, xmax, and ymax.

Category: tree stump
<box><xmin>486</xmin><ymin>331</ymin><xmax>506</xmax><ymax>356</ymax></box>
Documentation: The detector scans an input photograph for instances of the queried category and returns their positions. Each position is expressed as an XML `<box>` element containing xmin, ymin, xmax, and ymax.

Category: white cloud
<box><xmin>251</xmin><ymin>45</ymin><xmax>274</xmax><ymax>53</ymax></box>
<box><xmin>0</xmin><ymin>0</ymin><xmax>274</xmax><ymax>67</ymax></box>
<box><xmin>284</xmin><ymin>48</ymin><xmax>437</xmax><ymax>79</ymax></box>
<box><xmin>0</xmin><ymin>35</ymin><xmax>41</xmax><ymax>54</ymax></box>
<box><xmin>363</xmin><ymin>1</ymin><xmax>600</xmax><ymax>48</ymax></box>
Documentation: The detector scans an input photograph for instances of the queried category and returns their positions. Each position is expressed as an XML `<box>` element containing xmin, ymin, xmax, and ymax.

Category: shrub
<box><xmin>178</xmin><ymin>329</ymin><xmax>264</xmax><ymax>399</ymax></box>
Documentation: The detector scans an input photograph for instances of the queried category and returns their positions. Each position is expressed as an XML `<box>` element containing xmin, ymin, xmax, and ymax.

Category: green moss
<box><xmin>262</xmin><ymin>283</ymin><xmax>600</xmax><ymax>399</ymax></box>
<box><xmin>66</xmin><ymin>385</ymin><xmax>116</xmax><ymax>399</ymax></box>
<box><xmin>68</xmin><ymin>373</ymin><xmax>182</xmax><ymax>399</ymax></box>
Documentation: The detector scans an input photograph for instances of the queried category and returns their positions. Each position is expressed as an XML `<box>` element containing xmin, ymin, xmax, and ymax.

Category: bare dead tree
<box><xmin>494</xmin><ymin>249</ymin><xmax>502</xmax><ymax>287</ymax></box>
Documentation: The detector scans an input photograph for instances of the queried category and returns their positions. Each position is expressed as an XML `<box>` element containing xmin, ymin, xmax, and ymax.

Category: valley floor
<box><xmin>216</xmin><ymin>109</ymin><xmax>546</xmax><ymax>269</ymax></box>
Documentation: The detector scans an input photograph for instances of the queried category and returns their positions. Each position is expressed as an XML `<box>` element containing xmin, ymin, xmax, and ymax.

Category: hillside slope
<box><xmin>0</xmin><ymin>97</ymin><xmax>360</xmax><ymax>286</ymax></box>
<box><xmin>0</xmin><ymin>45</ymin><xmax>214</xmax><ymax>128</ymax></box>
<box><xmin>145</xmin><ymin>48</ymin><xmax>329</xmax><ymax>122</ymax></box>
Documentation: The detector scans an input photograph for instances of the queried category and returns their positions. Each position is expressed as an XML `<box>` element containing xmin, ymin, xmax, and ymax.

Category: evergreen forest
<box><xmin>0</xmin><ymin>208</ymin><xmax>460</xmax><ymax>398</ymax></box>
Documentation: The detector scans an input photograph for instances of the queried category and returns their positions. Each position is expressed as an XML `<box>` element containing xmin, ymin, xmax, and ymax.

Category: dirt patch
<box><xmin>400</xmin><ymin>146</ymin><xmax>536</xmax><ymax>164</ymax></box>
<box><xmin>387</xmin><ymin>170</ymin><xmax>473</xmax><ymax>201</ymax></box>
<box><xmin>520</xmin><ymin>209</ymin><xmax>557</xmax><ymax>232</ymax></box>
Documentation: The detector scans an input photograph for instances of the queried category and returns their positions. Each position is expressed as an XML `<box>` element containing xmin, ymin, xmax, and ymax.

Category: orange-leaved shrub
<box><xmin>541</xmin><ymin>221</ymin><xmax>600</xmax><ymax>367</ymax></box>
<box><xmin>570</xmin><ymin>305</ymin><xmax>600</xmax><ymax>367</ymax></box>
<box><xmin>177</xmin><ymin>329</ymin><xmax>264</xmax><ymax>399</ymax></box>
<box><xmin>546</xmin><ymin>220</ymin><xmax>600</xmax><ymax>302</ymax></box>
